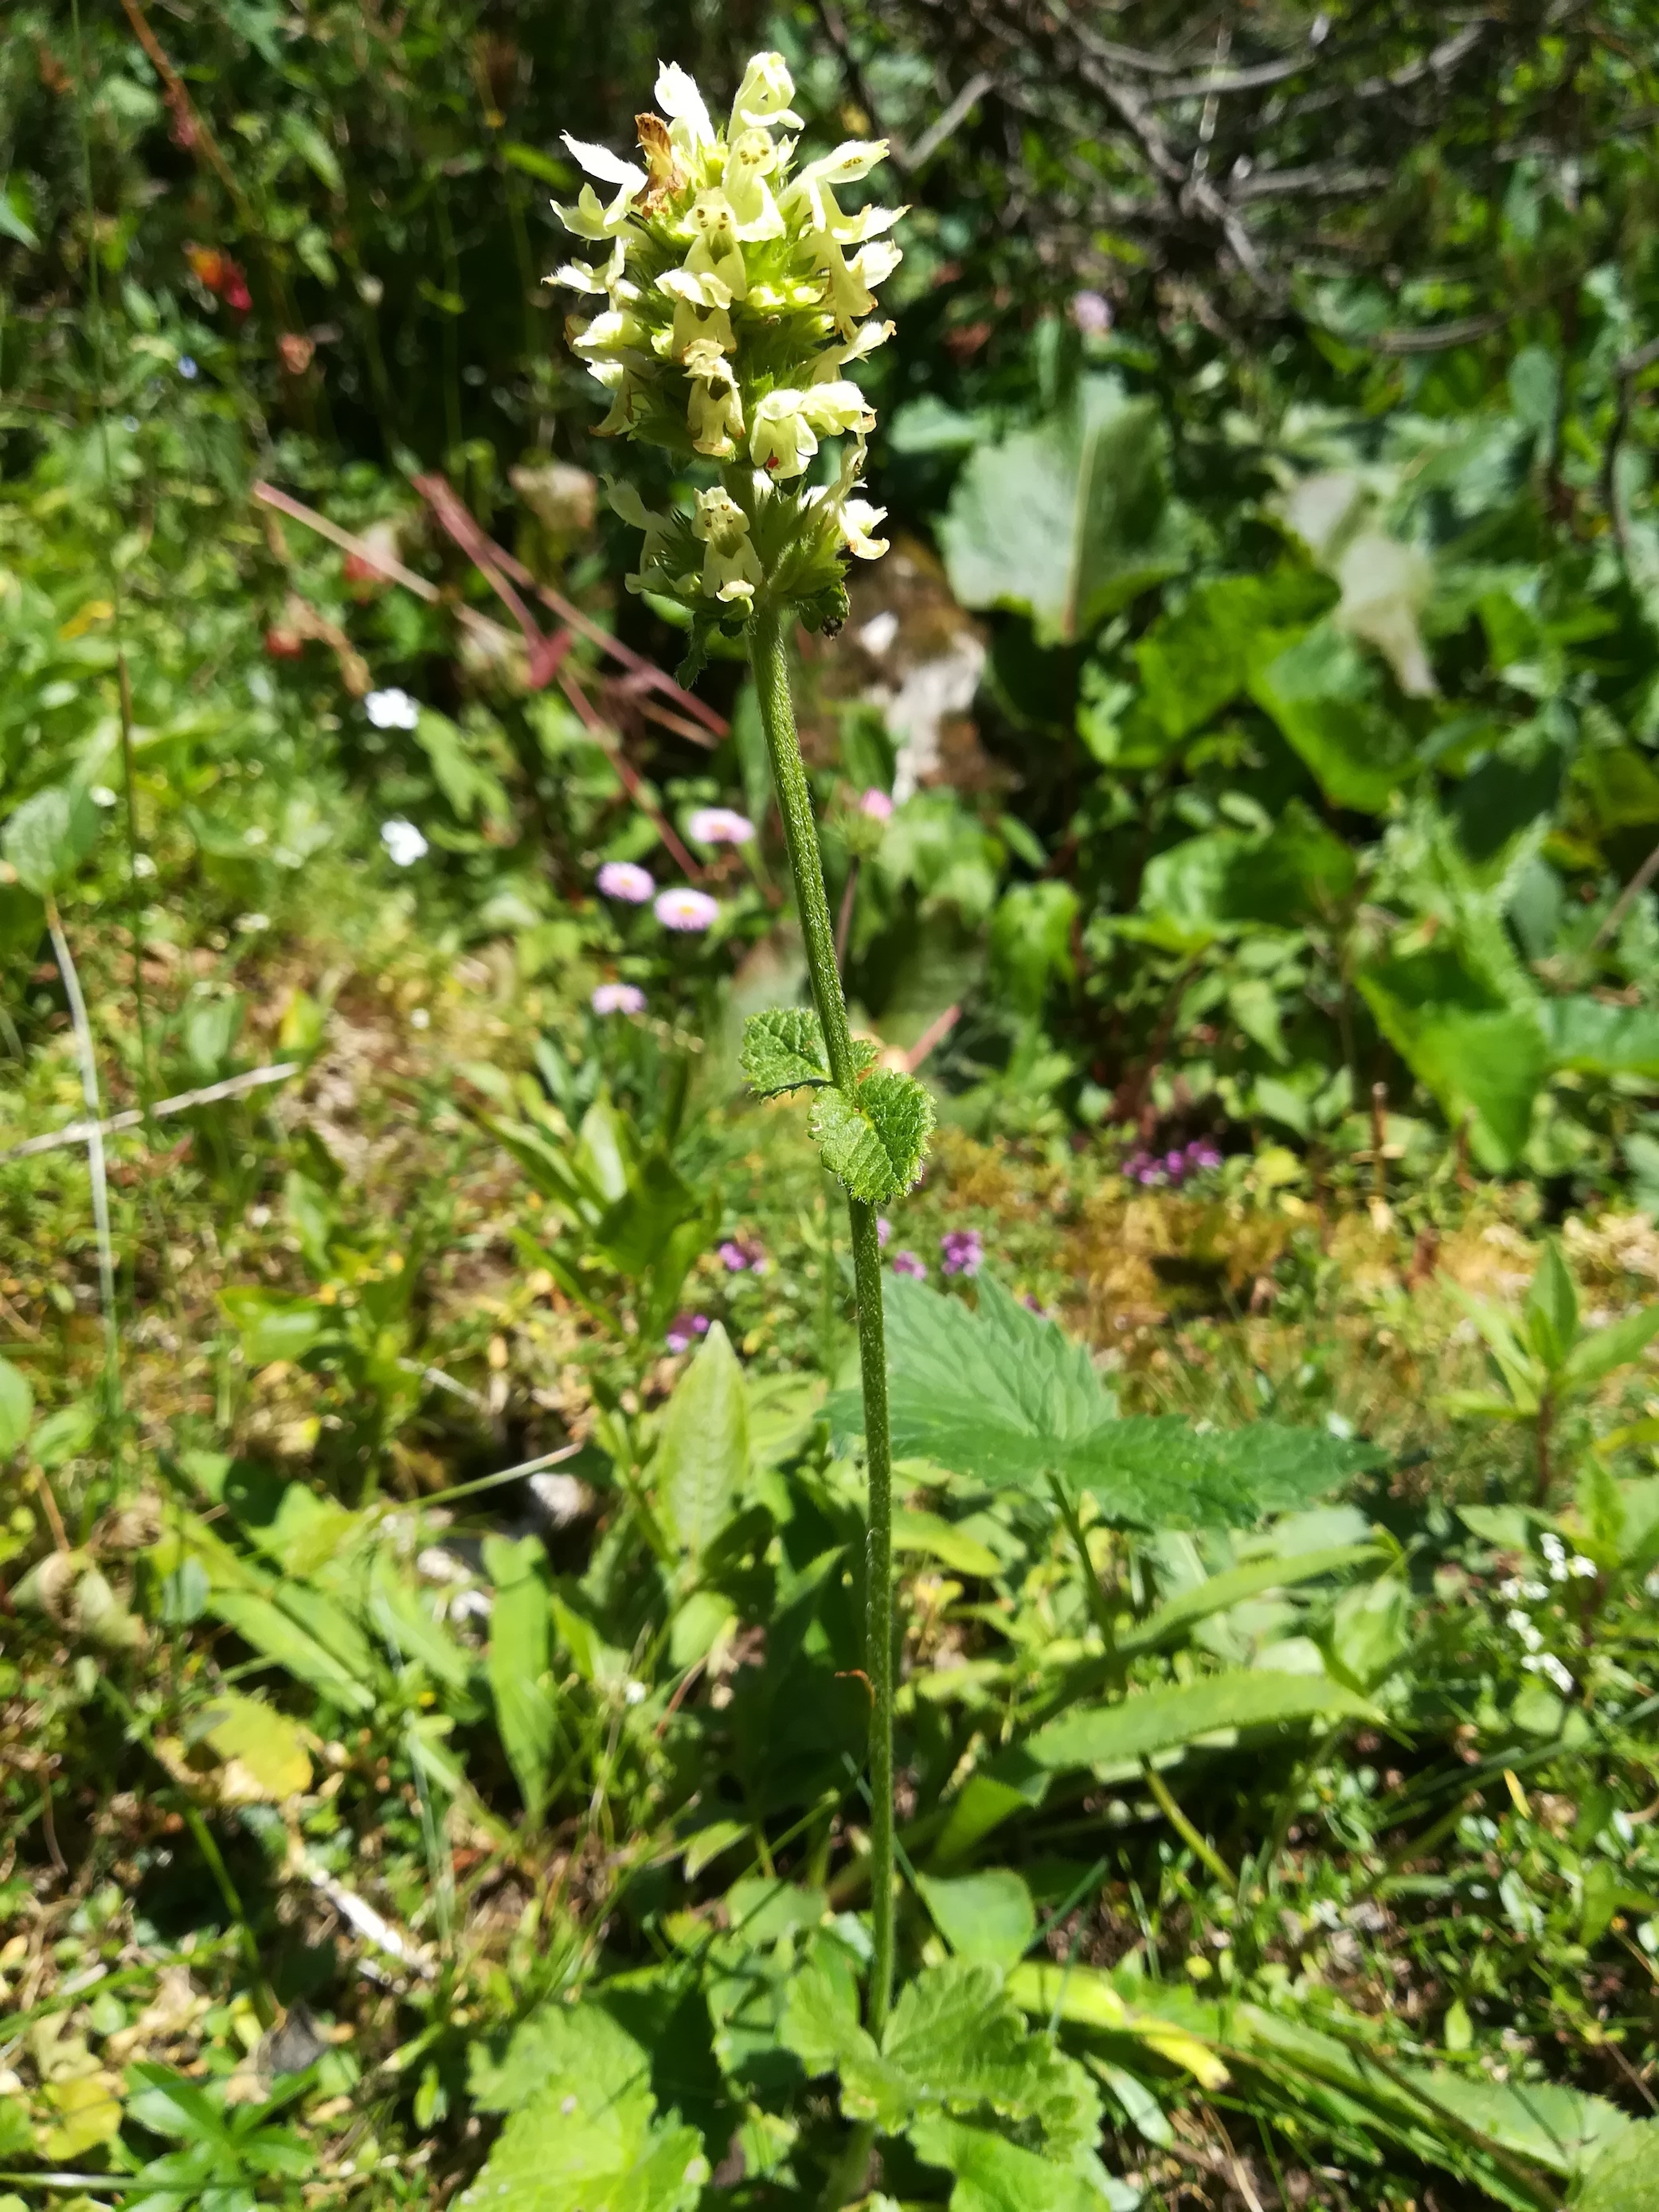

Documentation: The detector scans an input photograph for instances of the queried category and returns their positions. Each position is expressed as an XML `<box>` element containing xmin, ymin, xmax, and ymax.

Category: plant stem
<box><xmin>751</xmin><ymin>605</ymin><xmax>896</xmax><ymax>2038</ymax></box>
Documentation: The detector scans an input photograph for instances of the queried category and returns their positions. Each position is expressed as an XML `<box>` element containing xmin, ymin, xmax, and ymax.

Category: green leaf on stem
<box><xmin>809</xmin><ymin>1069</ymin><xmax>933</xmax><ymax>1202</ymax></box>
<box><xmin>741</xmin><ymin>1007</ymin><xmax>877</xmax><ymax>1098</ymax></box>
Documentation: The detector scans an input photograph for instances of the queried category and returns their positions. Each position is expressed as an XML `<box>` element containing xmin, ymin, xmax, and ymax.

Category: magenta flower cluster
<box><xmin>940</xmin><ymin>1228</ymin><xmax>983</xmax><ymax>1277</ymax></box>
<box><xmin>890</xmin><ymin>1249</ymin><xmax>927</xmax><ymax>1280</ymax></box>
<box><xmin>1123</xmin><ymin>1137</ymin><xmax>1223</xmax><ymax>1189</ymax></box>
<box><xmin>718</xmin><ymin>1238</ymin><xmax>766</xmax><ymax>1275</ymax></box>
<box><xmin>666</xmin><ymin>1311</ymin><xmax>711</xmax><ymax>1354</ymax></box>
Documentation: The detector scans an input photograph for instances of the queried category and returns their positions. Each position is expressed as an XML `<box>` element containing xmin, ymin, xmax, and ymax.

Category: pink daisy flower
<box><xmin>687</xmin><ymin>806</ymin><xmax>756</xmax><ymax>846</ymax></box>
<box><xmin>591</xmin><ymin>983</ymin><xmax>646</xmax><ymax>1015</ymax></box>
<box><xmin>597</xmin><ymin>859</ymin><xmax>655</xmax><ymax>904</ymax></box>
<box><xmin>655</xmin><ymin>887</ymin><xmax>720</xmax><ymax>932</ymax></box>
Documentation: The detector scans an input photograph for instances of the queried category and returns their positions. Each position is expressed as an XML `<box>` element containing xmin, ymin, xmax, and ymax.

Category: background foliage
<box><xmin>6</xmin><ymin>5</ymin><xmax>1659</xmax><ymax>2211</ymax></box>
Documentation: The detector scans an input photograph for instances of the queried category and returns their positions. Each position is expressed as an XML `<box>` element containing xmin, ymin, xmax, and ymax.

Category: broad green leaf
<box><xmin>1574</xmin><ymin>2117</ymin><xmax>1656</xmax><ymax>2206</ymax></box>
<box><xmin>741</xmin><ymin>1006</ymin><xmax>836</xmax><ymax>1096</ymax></box>
<box><xmin>41</xmin><ymin>2072</ymin><xmax>125</xmax><ymax>2160</ymax></box>
<box><xmin>483</xmin><ymin>1534</ymin><xmax>558</xmax><ymax>1812</ymax></box>
<box><xmin>461</xmin><ymin>2001</ymin><xmax>707</xmax><ymax>2212</ymax></box>
<box><xmin>940</xmin><ymin>375</ymin><xmax>1189</xmax><ymax>645</ymax></box>
<box><xmin>1022</xmin><ymin>1668</ymin><xmax>1375</xmax><ymax>1774</ymax></box>
<box><xmin>893</xmin><ymin>1507</ymin><xmax>1003</xmax><ymax>1578</ymax></box>
<box><xmin>219</xmin><ymin>1288</ymin><xmax>329</xmax><ymax>1369</ymax></box>
<box><xmin>2</xmin><ymin>780</ymin><xmax>100</xmax><ymax>894</ymax></box>
<box><xmin>1006</xmin><ymin>1967</ymin><xmax>1230</xmax><ymax>2089</ymax></box>
<box><xmin>653</xmin><ymin>1323</ymin><xmax>748</xmax><ymax>1561</ymax></box>
<box><xmin>831</xmin><ymin>1275</ymin><xmax>1374</xmax><ymax>1527</ymax></box>
<box><xmin>1543</xmin><ymin>996</ymin><xmax>1659</xmax><ymax>1079</ymax></box>
<box><xmin>124</xmin><ymin>2064</ymin><xmax>233</xmax><ymax>2144</ymax></box>
<box><xmin>907</xmin><ymin>2114</ymin><xmax>1119</xmax><ymax>2212</ymax></box>
<box><xmin>779</xmin><ymin>1932</ymin><xmax>869</xmax><ymax>2079</ymax></box>
<box><xmin>1561</xmin><ymin>1302</ymin><xmax>1659</xmax><ymax>1397</ymax></box>
<box><xmin>809</xmin><ymin>1069</ymin><xmax>933</xmax><ymax>1202</ymax></box>
<box><xmin>0</xmin><ymin>1354</ymin><xmax>32</xmax><ymax>1457</ymax></box>
<box><xmin>1524</xmin><ymin>1240</ymin><xmax>1579</xmax><ymax>1371</ymax></box>
<box><xmin>31</xmin><ymin>1398</ymin><xmax>99</xmax><ymax>1468</ymax></box>
<box><xmin>839</xmin><ymin>1961</ymin><xmax>1101</xmax><ymax>2161</ymax></box>
<box><xmin>1117</xmin><ymin>1543</ymin><xmax>1383</xmax><ymax>1655</ymax></box>
<box><xmin>1325</xmin><ymin>1575</ymin><xmax>1411</xmax><ymax>1691</ymax></box>
<box><xmin>988</xmin><ymin>881</ymin><xmax>1078</xmax><ymax>1016</ymax></box>
<box><xmin>206</xmin><ymin>1592</ymin><xmax>375</xmax><ymax>1713</ymax></box>
<box><xmin>1249</xmin><ymin>623</ymin><xmax>1417</xmax><ymax>811</ymax></box>
<box><xmin>916</xmin><ymin>1870</ymin><xmax>1036</xmax><ymax>1972</ymax></box>
<box><xmin>199</xmin><ymin>1689</ymin><xmax>313</xmax><ymax>1799</ymax></box>
<box><xmin>1358</xmin><ymin>952</ymin><xmax>1545</xmax><ymax>1171</ymax></box>
<box><xmin>1399</xmin><ymin>2069</ymin><xmax>1632</xmax><ymax>2182</ymax></box>
<box><xmin>1133</xmin><ymin>570</ymin><xmax>1334</xmax><ymax>742</ymax></box>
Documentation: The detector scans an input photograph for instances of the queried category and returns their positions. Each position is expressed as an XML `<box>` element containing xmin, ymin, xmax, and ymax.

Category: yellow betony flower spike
<box><xmin>549</xmin><ymin>49</ymin><xmax>902</xmax><ymax>662</ymax></box>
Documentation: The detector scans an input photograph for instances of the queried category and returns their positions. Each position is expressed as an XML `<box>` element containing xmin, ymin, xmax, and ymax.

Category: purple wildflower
<box><xmin>891</xmin><ymin>1249</ymin><xmax>927</xmax><ymax>1280</ymax></box>
<box><xmin>940</xmin><ymin>1228</ymin><xmax>984</xmax><ymax>1278</ymax></box>
<box><xmin>591</xmin><ymin>982</ymin><xmax>646</xmax><ymax>1015</ymax></box>
<box><xmin>1071</xmin><ymin>290</ymin><xmax>1113</xmax><ymax>335</ymax></box>
<box><xmin>666</xmin><ymin>1311</ymin><xmax>712</xmax><ymax>1354</ymax></box>
<box><xmin>877</xmin><ymin>1216</ymin><xmax>891</xmax><ymax>1249</ymax></box>
<box><xmin>858</xmin><ymin>788</ymin><xmax>894</xmax><ymax>821</ymax></box>
<box><xmin>598</xmin><ymin>859</ymin><xmax>655</xmax><ymax>904</ymax></box>
<box><xmin>718</xmin><ymin>1239</ymin><xmax>757</xmax><ymax>1272</ymax></box>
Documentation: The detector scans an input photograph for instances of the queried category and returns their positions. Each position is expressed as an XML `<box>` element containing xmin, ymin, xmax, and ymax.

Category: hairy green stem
<box><xmin>751</xmin><ymin>605</ymin><xmax>895</xmax><ymax>2038</ymax></box>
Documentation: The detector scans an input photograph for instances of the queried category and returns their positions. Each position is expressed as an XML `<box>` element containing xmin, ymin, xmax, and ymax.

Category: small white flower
<box><xmin>235</xmin><ymin>913</ymin><xmax>270</xmax><ymax>933</ymax></box>
<box><xmin>1570</xmin><ymin>1553</ymin><xmax>1598</xmax><ymax>1578</ymax></box>
<box><xmin>381</xmin><ymin>818</ymin><xmax>429</xmax><ymax>866</ymax></box>
<box><xmin>1540</xmin><ymin>1531</ymin><xmax>1566</xmax><ymax>1561</ymax></box>
<box><xmin>132</xmin><ymin>853</ymin><xmax>157</xmax><ymax>878</ymax></box>
<box><xmin>366</xmin><ymin>687</ymin><xmax>421</xmax><ymax>731</ymax></box>
<box><xmin>90</xmin><ymin>785</ymin><xmax>119</xmax><ymax>809</ymax></box>
<box><xmin>450</xmin><ymin>1587</ymin><xmax>493</xmax><ymax>1621</ymax></box>
<box><xmin>623</xmin><ymin>1678</ymin><xmax>648</xmax><ymax>1706</ymax></box>
<box><xmin>409</xmin><ymin>1006</ymin><xmax>431</xmax><ymax>1030</ymax></box>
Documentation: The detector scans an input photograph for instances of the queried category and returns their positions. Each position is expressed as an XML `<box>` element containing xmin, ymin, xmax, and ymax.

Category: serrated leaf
<box><xmin>653</xmin><ymin>1322</ymin><xmax>748</xmax><ymax>1561</ymax></box>
<box><xmin>741</xmin><ymin>1007</ymin><xmax>832</xmax><ymax>1096</ymax></box>
<box><xmin>830</xmin><ymin>1275</ymin><xmax>1377</xmax><ymax>1528</ymax></box>
<box><xmin>460</xmin><ymin>2001</ymin><xmax>707</xmax><ymax>2212</ymax></box>
<box><xmin>1399</xmin><ymin>2068</ymin><xmax>1633</xmax><ymax>2182</ymax></box>
<box><xmin>1020</xmin><ymin>1668</ymin><xmax>1376</xmax><ymax>1775</ymax></box>
<box><xmin>809</xmin><ymin>1069</ymin><xmax>933</xmax><ymax>1202</ymax></box>
<box><xmin>840</xmin><ymin>1961</ymin><xmax>1101</xmax><ymax>2162</ymax></box>
<box><xmin>909</xmin><ymin>2115</ymin><xmax>1118</xmax><ymax>2212</ymax></box>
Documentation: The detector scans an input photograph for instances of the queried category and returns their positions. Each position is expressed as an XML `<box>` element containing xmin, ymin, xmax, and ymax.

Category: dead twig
<box><xmin>2</xmin><ymin>1061</ymin><xmax>301</xmax><ymax>1162</ymax></box>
